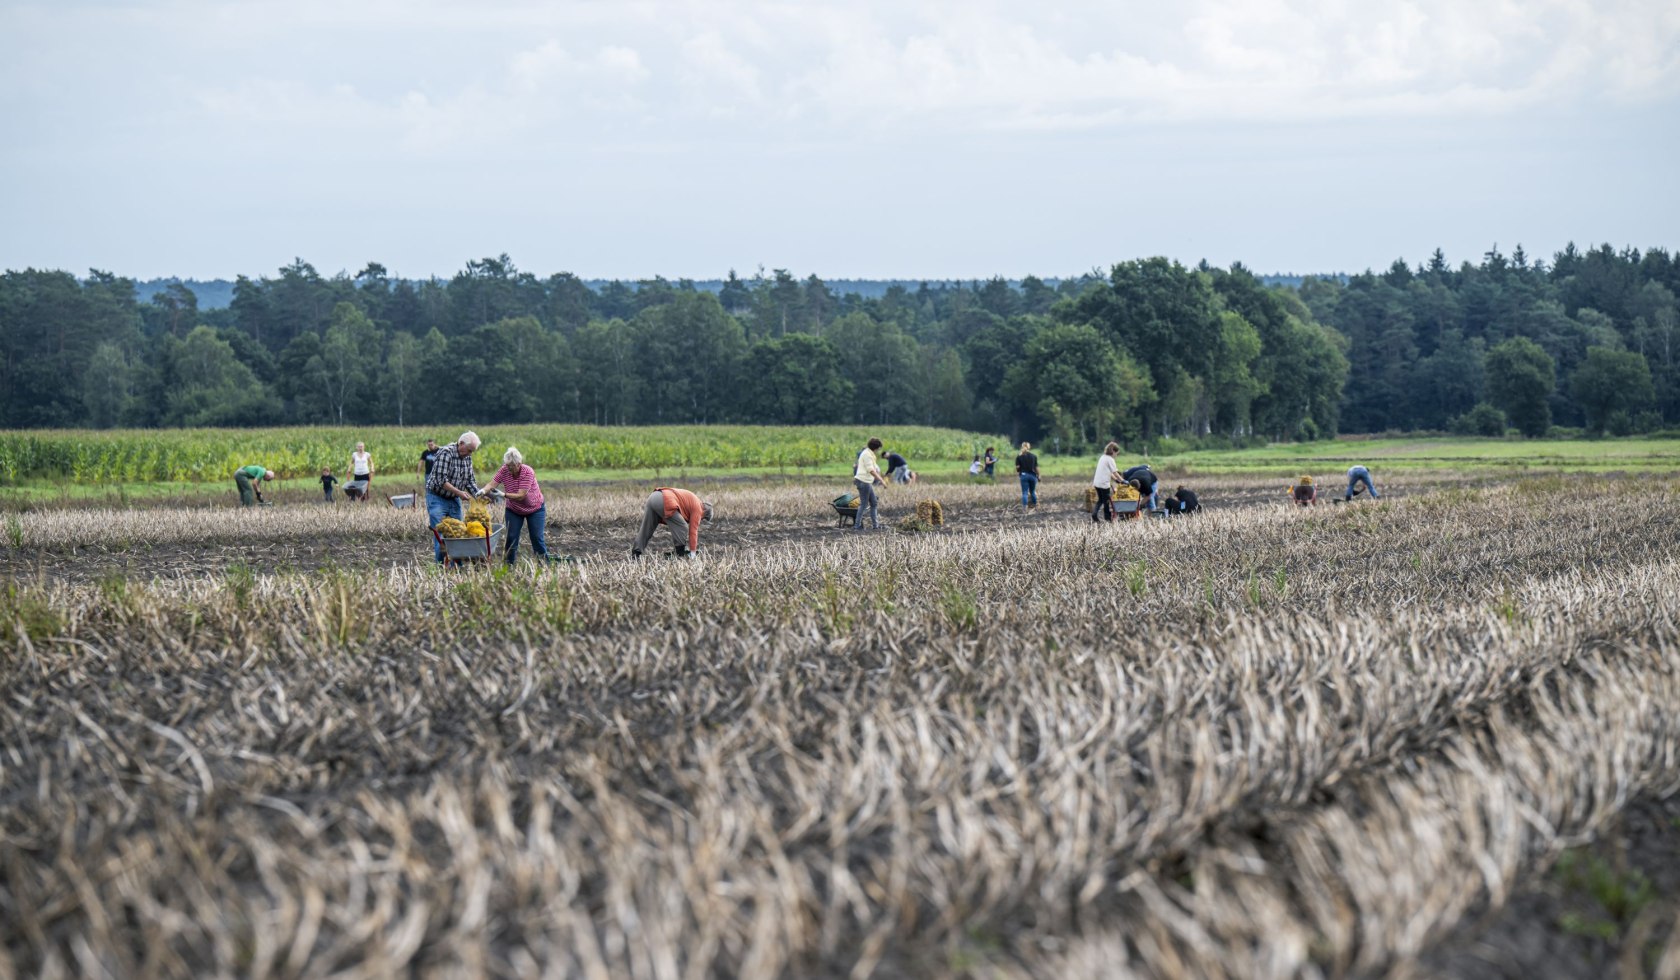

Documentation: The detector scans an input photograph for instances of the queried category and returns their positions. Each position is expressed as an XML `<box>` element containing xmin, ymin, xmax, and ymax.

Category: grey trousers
<box><xmin>853</xmin><ymin>478</ymin><xmax>879</xmax><ymax>529</ymax></box>
<box><xmin>633</xmin><ymin>491</ymin><xmax>689</xmax><ymax>552</ymax></box>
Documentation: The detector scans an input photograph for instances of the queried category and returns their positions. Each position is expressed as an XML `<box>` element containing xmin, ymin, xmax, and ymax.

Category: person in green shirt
<box><xmin>235</xmin><ymin>465</ymin><xmax>274</xmax><ymax>507</ymax></box>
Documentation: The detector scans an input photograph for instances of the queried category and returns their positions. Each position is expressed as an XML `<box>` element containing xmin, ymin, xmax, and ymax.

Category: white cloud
<box><xmin>184</xmin><ymin>36</ymin><xmax>654</xmax><ymax>154</ymax></box>
<box><xmin>763</xmin><ymin>0</ymin><xmax>1680</xmax><ymax>126</ymax></box>
<box><xmin>68</xmin><ymin>0</ymin><xmax>1675</xmax><ymax>150</ymax></box>
<box><xmin>510</xmin><ymin>41</ymin><xmax>650</xmax><ymax>93</ymax></box>
<box><xmin>680</xmin><ymin>32</ymin><xmax>762</xmax><ymax>109</ymax></box>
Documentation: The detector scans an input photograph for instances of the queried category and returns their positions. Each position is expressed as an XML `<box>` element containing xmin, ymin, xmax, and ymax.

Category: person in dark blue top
<box><xmin>884</xmin><ymin>450</ymin><xmax>911</xmax><ymax>484</ymax></box>
<box><xmin>1123</xmin><ymin>464</ymin><xmax>1159</xmax><ymax>511</ymax></box>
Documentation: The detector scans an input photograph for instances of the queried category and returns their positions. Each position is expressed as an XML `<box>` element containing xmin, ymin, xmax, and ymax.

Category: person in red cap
<box><xmin>631</xmin><ymin>487</ymin><xmax>713</xmax><ymax>557</ymax></box>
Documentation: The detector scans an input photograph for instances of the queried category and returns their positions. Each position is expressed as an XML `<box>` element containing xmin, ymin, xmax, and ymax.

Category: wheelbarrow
<box><xmin>831</xmin><ymin>493</ymin><xmax>859</xmax><ymax>528</ymax></box>
<box><xmin>432</xmin><ymin>524</ymin><xmax>505</xmax><ymax>567</ymax></box>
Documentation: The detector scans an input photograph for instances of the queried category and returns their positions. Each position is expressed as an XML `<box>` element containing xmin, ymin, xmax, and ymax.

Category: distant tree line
<box><xmin>1303</xmin><ymin>244</ymin><xmax>1679</xmax><ymax>437</ymax></box>
<box><xmin>2</xmin><ymin>244</ymin><xmax>1675</xmax><ymax>446</ymax></box>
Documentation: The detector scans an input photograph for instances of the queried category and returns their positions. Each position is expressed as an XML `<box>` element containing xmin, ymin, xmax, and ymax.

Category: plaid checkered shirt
<box><xmin>424</xmin><ymin>444</ymin><xmax>479</xmax><ymax>498</ymax></box>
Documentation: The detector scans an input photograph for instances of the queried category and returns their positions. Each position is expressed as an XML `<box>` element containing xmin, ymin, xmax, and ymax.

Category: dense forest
<box><xmin>2</xmin><ymin>244</ymin><xmax>1675</xmax><ymax>447</ymax></box>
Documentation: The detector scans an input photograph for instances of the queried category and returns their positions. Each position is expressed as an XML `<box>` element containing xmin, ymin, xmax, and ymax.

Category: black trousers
<box><xmin>1091</xmin><ymin>486</ymin><xmax>1113</xmax><ymax>522</ymax></box>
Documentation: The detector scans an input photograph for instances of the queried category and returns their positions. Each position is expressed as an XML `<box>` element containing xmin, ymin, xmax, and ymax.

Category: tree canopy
<box><xmin>4</xmin><ymin>242</ymin><xmax>1677</xmax><ymax>446</ymax></box>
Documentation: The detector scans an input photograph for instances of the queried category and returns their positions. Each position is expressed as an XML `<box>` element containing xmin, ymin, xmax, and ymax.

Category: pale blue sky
<box><xmin>2</xmin><ymin>0</ymin><xmax>1676</xmax><ymax>281</ymax></box>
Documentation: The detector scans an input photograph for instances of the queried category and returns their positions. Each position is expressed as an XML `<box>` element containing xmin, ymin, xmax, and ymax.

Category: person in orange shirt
<box><xmin>631</xmin><ymin>487</ymin><xmax>714</xmax><ymax>557</ymax></box>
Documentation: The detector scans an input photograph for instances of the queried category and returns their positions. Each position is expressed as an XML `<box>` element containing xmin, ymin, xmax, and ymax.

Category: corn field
<box><xmin>2</xmin><ymin>476</ymin><xmax>1679</xmax><ymax>977</ymax></box>
<box><xmin>0</xmin><ymin>425</ymin><xmax>1007</xmax><ymax>485</ymax></box>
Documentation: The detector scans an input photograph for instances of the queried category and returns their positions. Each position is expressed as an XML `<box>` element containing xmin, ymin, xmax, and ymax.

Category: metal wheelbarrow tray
<box><xmin>432</xmin><ymin>524</ymin><xmax>505</xmax><ymax>564</ymax></box>
<box><xmin>831</xmin><ymin>494</ymin><xmax>860</xmax><ymax>528</ymax></box>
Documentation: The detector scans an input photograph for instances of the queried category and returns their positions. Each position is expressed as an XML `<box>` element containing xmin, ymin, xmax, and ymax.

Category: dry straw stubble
<box><xmin>1</xmin><ymin>479</ymin><xmax>1678</xmax><ymax>977</ymax></box>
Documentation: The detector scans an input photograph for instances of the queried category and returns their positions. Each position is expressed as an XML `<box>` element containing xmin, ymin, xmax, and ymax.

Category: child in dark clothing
<box><xmin>321</xmin><ymin>467</ymin><xmax>338</xmax><ymax>502</ymax></box>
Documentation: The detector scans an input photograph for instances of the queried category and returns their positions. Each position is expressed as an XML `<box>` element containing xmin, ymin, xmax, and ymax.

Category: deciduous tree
<box><xmin>1486</xmin><ymin>337</ymin><xmax>1556</xmax><ymax>437</ymax></box>
<box><xmin>1571</xmin><ymin>346</ymin><xmax>1655</xmax><ymax>433</ymax></box>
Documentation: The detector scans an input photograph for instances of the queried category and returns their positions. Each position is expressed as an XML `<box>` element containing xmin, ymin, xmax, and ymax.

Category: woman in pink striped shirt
<box><xmin>484</xmin><ymin>446</ymin><xmax>551</xmax><ymax>565</ymax></box>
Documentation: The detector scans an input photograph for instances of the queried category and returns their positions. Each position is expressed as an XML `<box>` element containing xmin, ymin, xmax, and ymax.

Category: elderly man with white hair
<box><xmin>482</xmin><ymin>446</ymin><xmax>551</xmax><ymax>565</ymax></box>
<box><xmin>424</xmin><ymin>431</ymin><xmax>483</xmax><ymax>563</ymax></box>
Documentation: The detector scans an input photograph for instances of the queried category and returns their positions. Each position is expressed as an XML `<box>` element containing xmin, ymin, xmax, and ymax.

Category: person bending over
<box><xmin>235</xmin><ymin>465</ymin><xmax>274</xmax><ymax>507</ymax></box>
<box><xmin>632</xmin><ymin>487</ymin><xmax>713</xmax><ymax>557</ymax></box>
<box><xmin>1345</xmin><ymin>465</ymin><xmax>1380</xmax><ymax>501</ymax></box>
<box><xmin>1290</xmin><ymin>475</ymin><xmax>1318</xmax><ymax>506</ymax></box>
<box><xmin>1123</xmin><ymin>463</ymin><xmax>1159</xmax><ymax>511</ymax></box>
<box><xmin>883</xmin><ymin>450</ymin><xmax>911</xmax><ymax>484</ymax></box>
<box><xmin>425</xmin><ymin>431</ymin><xmax>482</xmax><ymax>563</ymax></box>
<box><xmin>1166</xmin><ymin>485</ymin><xmax>1200</xmax><ymax>515</ymax></box>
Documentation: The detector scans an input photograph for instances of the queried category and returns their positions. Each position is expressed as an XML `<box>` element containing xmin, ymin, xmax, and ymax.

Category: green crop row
<box><xmin>0</xmin><ymin>426</ymin><xmax>1010</xmax><ymax>484</ymax></box>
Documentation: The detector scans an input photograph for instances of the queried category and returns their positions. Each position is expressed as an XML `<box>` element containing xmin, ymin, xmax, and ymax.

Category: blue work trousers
<box><xmin>427</xmin><ymin>491</ymin><xmax>462</xmax><ymax>562</ymax></box>
<box><xmin>505</xmin><ymin>505</ymin><xmax>549</xmax><ymax>564</ymax></box>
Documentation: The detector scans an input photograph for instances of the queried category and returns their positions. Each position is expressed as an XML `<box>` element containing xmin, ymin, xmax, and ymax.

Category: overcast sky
<box><xmin>2</xmin><ymin>0</ymin><xmax>1676</xmax><ymax>282</ymax></box>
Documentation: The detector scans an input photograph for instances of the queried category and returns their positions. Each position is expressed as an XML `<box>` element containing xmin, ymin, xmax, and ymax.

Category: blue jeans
<box><xmin>1019</xmin><ymin>473</ymin><xmax>1038</xmax><ymax>506</ymax></box>
<box><xmin>1346</xmin><ymin>470</ymin><xmax>1379</xmax><ymax>500</ymax></box>
<box><xmin>853</xmin><ymin>479</ymin><xmax>879</xmax><ymax>529</ymax></box>
<box><xmin>427</xmin><ymin>491</ymin><xmax>462</xmax><ymax>562</ymax></box>
<box><xmin>505</xmin><ymin>505</ymin><xmax>549</xmax><ymax>564</ymax></box>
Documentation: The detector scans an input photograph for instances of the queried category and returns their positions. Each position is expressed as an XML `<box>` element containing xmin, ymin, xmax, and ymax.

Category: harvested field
<box><xmin>3</xmin><ymin>475</ymin><xmax>1679</xmax><ymax>977</ymax></box>
<box><xmin>0</xmin><ymin>473</ymin><xmax>1474</xmax><ymax>581</ymax></box>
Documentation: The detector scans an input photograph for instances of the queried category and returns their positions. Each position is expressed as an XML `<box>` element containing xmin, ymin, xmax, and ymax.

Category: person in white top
<box><xmin>1091</xmin><ymin>442</ymin><xmax>1121</xmax><ymax>523</ymax></box>
<box><xmin>348</xmin><ymin>442</ymin><xmax>374</xmax><ymax>503</ymax></box>
<box><xmin>852</xmin><ymin>437</ymin><xmax>884</xmax><ymax>530</ymax></box>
